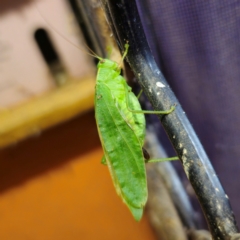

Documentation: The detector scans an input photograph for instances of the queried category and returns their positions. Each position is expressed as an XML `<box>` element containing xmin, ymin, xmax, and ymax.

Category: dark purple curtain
<box><xmin>137</xmin><ymin>0</ymin><xmax>240</xmax><ymax>226</ymax></box>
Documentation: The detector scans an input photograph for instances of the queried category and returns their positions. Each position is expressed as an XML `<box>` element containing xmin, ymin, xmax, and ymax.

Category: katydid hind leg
<box><xmin>145</xmin><ymin>156</ymin><xmax>179</xmax><ymax>163</ymax></box>
<box><xmin>124</xmin><ymin>79</ymin><xmax>176</xmax><ymax>115</ymax></box>
<box><xmin>142</xmin><ymin>148</ymin><xmax>178</xmax><ymax>163</ymax></box>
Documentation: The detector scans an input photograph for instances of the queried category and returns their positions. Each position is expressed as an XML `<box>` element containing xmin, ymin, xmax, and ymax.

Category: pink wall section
<box><xmin>0</xmin><ymin>0</ymin><xmax>93</xmax><ymax>108</ymax></box>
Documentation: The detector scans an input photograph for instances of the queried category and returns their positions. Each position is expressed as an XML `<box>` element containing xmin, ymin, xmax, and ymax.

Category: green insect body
<box><xmin>95</xmin><ymin>57</ymin><xmax>148</xmax><ymax>221</ymax></box>
<box><xmin>95</xmin><ymin>45</ymin><xmax>177</xmax><ymax>221</ymax></box>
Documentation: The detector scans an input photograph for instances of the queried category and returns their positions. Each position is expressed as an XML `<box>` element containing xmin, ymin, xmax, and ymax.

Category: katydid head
<box><xmin>95</xmin><ymin>43</ymin><xmax>130</xmax><ymax>72</ymax></box>
<box><xmin>97</xmin><ymin>58</ymin><xmax>120</xmax><ymax>73</ymax></box>
<box><xmin>96</xmin><ymin>44</ymin><xmax>129</xmax><ymax>71</ymax></box>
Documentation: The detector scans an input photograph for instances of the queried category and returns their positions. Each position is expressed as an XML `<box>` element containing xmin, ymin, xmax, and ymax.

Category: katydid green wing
<box><xmin>95</xmin><ymin>81</ymin><xmax>147</xmax><ymax>221</ymax></box>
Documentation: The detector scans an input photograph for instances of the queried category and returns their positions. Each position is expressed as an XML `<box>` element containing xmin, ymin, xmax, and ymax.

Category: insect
<box><xmin>95</xmin><ymin>43</ymin><xmax>178</xmax><ymax>221</ymax></box>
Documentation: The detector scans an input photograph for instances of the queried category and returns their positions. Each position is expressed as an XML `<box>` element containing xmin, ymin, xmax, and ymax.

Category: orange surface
<box><xmin>0</xmin><ymin>111</ymin><xmax>156</xmax><ymax>240</ymax></box>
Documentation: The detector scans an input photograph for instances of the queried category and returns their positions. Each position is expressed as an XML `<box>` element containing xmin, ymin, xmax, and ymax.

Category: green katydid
<box><xmin>95</xmin><ymin>43</ymin><xmax>178</xmax><ymax>221</ymax></box>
